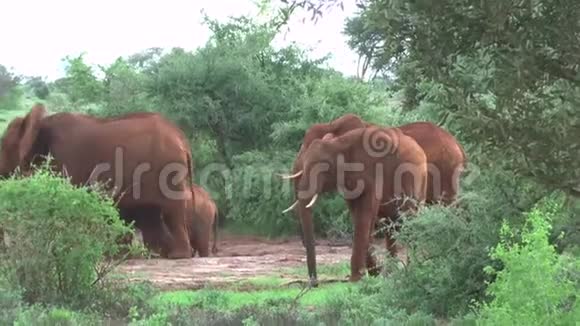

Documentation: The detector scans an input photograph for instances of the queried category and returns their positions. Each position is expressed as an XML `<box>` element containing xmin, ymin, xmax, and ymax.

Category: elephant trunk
<box><xmin>297</xmin><ymin>199</ymin><xmax>318</xmax><ymax>287</ymax></box>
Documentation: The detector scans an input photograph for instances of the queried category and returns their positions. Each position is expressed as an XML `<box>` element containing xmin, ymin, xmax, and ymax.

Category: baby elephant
<box><xmin>188</xmin><ymin>184</ymin><xmax>219</xmax><ymax>257</ymax></box>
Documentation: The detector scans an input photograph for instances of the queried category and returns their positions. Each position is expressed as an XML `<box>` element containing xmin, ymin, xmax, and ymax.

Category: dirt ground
<box><xmin>115</xmin><ymin>234</ymin><xmax>360</xmax><ymax>291</ymax></box>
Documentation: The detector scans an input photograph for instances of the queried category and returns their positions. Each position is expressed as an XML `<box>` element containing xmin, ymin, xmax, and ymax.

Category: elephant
<box><xmin>288</xmin><ymin>125</ymin><xmax>428</xmax><ymax>285</ymax></box>
<box><xmin>280</xmin><ymin>114</ymin><xmax>467</xmax><ymax>284</ymax></box>
<box><xmin>0</xmin><ymin>104</ymin><xmax>195</xmax><ymax>259</ymax></box>
<box><xmin>118</xmin><ymin>205</ymin><xmax>171</xmax><ymax>255</ymax></box>
<box><xmin>188</xmin><ymin>183</ymin><xmax>219</xmax><ymax>257</ymax></box>
<box><xmin>283</xmin><ymin>114</ymin><xmax>466</xmax><ymax>206</ymax></box>
<box><xmin>128</xmin><ymin>184</ymin><xmax>219</xmax><ymax>257</ymax></box>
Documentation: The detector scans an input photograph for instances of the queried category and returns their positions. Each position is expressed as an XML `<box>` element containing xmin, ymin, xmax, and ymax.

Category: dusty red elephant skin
<box><xmin>0</xmin><ymin>104</ymin><xmax>195</xmax><ymax>259</ymax></box>
<box><xmin>188</xmin><ymin>183</ymin><xmax>219</xmax><ymax>257</ymax></box>
<box><xmin>281</xmin><ymin>113</ymin><xmax>467</xmax><ymax>285</ymax></box>
<box><xmin>291</xmin><ymin>126</ymin><xmax>429</xmax><ymax>284</ymax></box>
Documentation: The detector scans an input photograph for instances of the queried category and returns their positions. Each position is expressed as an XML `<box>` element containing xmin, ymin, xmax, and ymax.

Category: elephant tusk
<box><xmin>277</xmin><ymin>170</ymin><xmax>303</xmax><ymax>179</ymax></box>
<box><xmin>305</xmin><ymin>193</ymin><xmax>319</xmax><ymax>208</ymax></box>
<box><xmin>282</xmin><ymin>200</ymin><xmax>299</xmax><ymax>213</ymax></box>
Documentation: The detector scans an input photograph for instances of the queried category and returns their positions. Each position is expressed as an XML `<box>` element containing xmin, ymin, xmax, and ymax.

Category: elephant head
<box><xmin>0</xmin><ymin>104</ymin><xmax>47</xmax><ymax>178</ymax></box>
<box><xmin>280</xmin><ymin>114</ymin><xmax>369</xmax><ymax>211</ymax></box>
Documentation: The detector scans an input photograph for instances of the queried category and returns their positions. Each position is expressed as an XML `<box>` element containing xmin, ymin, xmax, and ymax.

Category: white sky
<box><xmin>0</xmin><ymin>0</ymin><xmax>360</xmax><ymax>81</ymax></box>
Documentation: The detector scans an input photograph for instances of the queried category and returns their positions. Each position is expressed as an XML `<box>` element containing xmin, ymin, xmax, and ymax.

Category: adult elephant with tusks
<box><xmin>280</xmin><ymin>114</ymin><xmax>467</xmax><ymax>283</ymax></box>
<box><xmin>286</xmin><ymin>125</ymin><xmax>428</xmax><ymax>286</ymax></box>
<box><xmin>282</xmin><ymin>114</ymin><xmax>467</xmax><ymax>210</ymax></box>
<box><xmin>0</xmin><ymin>104</ymin><xmax>195</xmax><ymax>259</ymax></box>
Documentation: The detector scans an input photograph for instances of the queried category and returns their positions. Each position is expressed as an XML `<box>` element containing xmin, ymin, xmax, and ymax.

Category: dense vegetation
<box><xmin>0</xmin><ymin>1</ymin><xmax>578</xmax><ymax>324</ymax></box>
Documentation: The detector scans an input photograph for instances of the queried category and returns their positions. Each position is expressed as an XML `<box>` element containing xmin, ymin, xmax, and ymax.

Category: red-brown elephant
<box><xmin>188</xmin><ymin>183</ymin><xmax>219</xmax><ymax>257</ymax></box>
<box><xmin>290</xmin><ymin>125</ymin><xmax>428</xmax><ymax>285</ymax></box>
<box><xmin>0</xmin><ymin>104</ymin><xmax>195</xmax><ymax>259</ymax></box>
<box><xmin>284</xmin><ymin>114</ymin><xmax>466</xmax><ymax>205</ymax></box>
<box><xmin>280</xmin><ymin>113</ymin><xmax>467</xmax><ymax>285</ymax></box>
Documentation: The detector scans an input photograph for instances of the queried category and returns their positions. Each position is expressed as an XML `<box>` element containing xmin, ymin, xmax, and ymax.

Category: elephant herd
<box><xmin>0</xmin><ymin>104</ymin><xmax>217</xmax><ymax>259</ymax></box>
<box><xmin>0</xmin><ymin>105</ymin><xmax>466</xmax><ymax>287</ymax></box>
<box><xmin>278</xmin><ymin>114</ymin><xmax>466</xmax><ymax>286</ymax></box>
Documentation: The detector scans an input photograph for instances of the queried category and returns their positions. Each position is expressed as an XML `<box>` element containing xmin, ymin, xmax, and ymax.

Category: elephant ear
<box><xmin>18</xmin><ymin>104</ymin><xmax>47</xmax><ymax>166</ymax></box>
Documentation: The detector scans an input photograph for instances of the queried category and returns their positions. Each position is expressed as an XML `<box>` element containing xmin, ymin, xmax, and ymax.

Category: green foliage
<box><xmin>0</xmin><ymin>86</ymin><xmax>23</xmax><ymax>114</ymax></box>
<box><xmin>0</xmin><ymin>64</ymin><xmax>21</xmax><ymax>99</ymax></box>
<box><xmin>11</xmin><ymin>306</ymin><xmax>101</xmax><ymax>326</ymax></box>
<box><xmin>342</xmin><ymin>0</ymin><xmax>580</xmax><ymax>194</ymax></box>
<box><xmin>1</xmin><ymin>4</ymin><xmax>578</xmax><ymax>324</ymax></box>
<box><xmin>150</xmin><ymin>20</ymin><xmax>283</xmax><ymax>162</ymax></box>
<box><xmin>24</xmin><ymin>76</ymin><xmax>50</xmax><ymax>99</ymax></box>
<box><xmin>223</xmin><ymin>150</ymin><xmax>296</xmax><ymax>237</ymax></box>
<box><xmin>57</xmin><ymin>54</ymin><xmax>104</xmax><ymax>105</ymax></box>
<box><xmin>270</xmin><ymin>74</ymin><xmax>393</xmax><ymax>148</ymax></box>
<box><xmin>477</xmin><ymin>198</ymin><xmax>580</xmax><ymax>325</ymax></box>
<box><xmin>100</xmin><ymin>57</ymin><xmax>151</xmax><ymax>117</ymax></box>
<box><xmin>378</xmin><ymin>168</ymin><xmax>549</xmax><ymax>317</ymax></box>
<box><xmin>0</xmin><ymin>165</ymin><xmax>133</xmax><ymax>306</ymax></box>
<box><xmin>150</xmin><ymin>16</ymin><xmax>328</xmax><ymax>166</ymax></box>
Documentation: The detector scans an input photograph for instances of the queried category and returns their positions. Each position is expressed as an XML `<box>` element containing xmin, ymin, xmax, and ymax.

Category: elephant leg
<box><xmin>189</xmin><ymin>223</ymin><xmax>210</xmax><ymax>258</ymax></box>
<box><xmin>189</xmin><ymin>217</ymin><xmax>211</xmax><ymax>257</ymax></box>
<box><xmin>127</xmin><ymin>206</ymin><xmax>166</xmax><ymax>255</ymax></box>
<box><xmin>347</xmin><ymin>197</ymin><xmax>378</xmax><ymax>282</ymax></box>
<box><xmin>161</xmin><ymin>201</ymin><xmax>192</xmax><ymax>259</ymax></box>
<box><xmin>140</xmin><ymin>221</ymin><xmax>165</xmax><ymax>255</ymax></box>
<box><xmin>195</xmin><ymin>232</ymin><xmax>210</xmax><ymax>257</ymax></box>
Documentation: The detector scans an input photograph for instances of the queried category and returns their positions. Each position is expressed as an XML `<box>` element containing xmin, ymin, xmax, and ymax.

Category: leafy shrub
<box><xmin>0</xmin><ymin>276</ymin><xmax>24</xmax><ymax>324</ymax></box>
<box><xmin>0</xmin><ymin>166</ymin><xmax>133</xmax><ymax>306</ymax></box>
<box><xmin>378</xmin><ymin>167</ymin><xmax>548</xmax><ymax>317</ymax></box>
<box><xmin>476</xmin><ymin>197</ymin><xmax>580</xmax><ymax>325</ymax></box>
<box><xmin>11</xmin><ymin>306</ymin><xmax>102</xmax><ymax>326</ymax></box>
<box><xmin>220</xmin><ymin>150</ymin><xmax>297</xmax><ymax>237</ymax></box>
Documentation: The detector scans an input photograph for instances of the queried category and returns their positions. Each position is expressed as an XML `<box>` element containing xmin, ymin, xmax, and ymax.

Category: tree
<box><xmin>59</xmin><ymin>54</ymin><xmax>104</xmax><ymax>105</ymax></box>
<box><xmin>0</xmin><ymin>65</ymin><xmax>20</xmax><ymax>98</ymax></box>
<box><xmin>100</xmin><ymin>57</ymin><xmax>150</xmax><ymax>116</ymax></box>
<box><xmin>149</xmin><ymin>16</ymin><xmax>321</xmax><ymax>168</ymax></box>
<box><xmin>25</xmin><ymin>76</ymin><xmax>50</xmax><ymax>99</ymax></box>
<box><xmin>294</xmin><ymin>0</ymin><xmax>580</xmax><ymax>195</ymax></box>
<box><xmin>0</xmin><ymin>65</ymin><xmax>22</xmax><ymax>112</ymax></box>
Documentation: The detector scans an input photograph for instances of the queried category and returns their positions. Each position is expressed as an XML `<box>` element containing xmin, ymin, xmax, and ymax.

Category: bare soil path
<box><xmin>115</xmin><ymin>234</ymin><xmax>355</xmax><ymax>291</ymax></box>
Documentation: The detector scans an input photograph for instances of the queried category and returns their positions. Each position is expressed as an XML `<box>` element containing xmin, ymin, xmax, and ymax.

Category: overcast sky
<box><xmin>0</xmin><ymin>0</ymin><xmax>360</xmax><ymax>81</ymax></box>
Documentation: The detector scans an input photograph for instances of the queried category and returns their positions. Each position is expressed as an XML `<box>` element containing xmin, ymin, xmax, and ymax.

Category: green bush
<box><xmin>220</xmin><ymin>150</ymin><xmax>297</xmax><ymax>237</ymax></box>
<box><xmin>0</xmin><ymin>166</ymin><xmax>133</xmax><ymax>306</ymax></box>
<box><xmin>375</xmin><ymin>167</ymin><xmax>548</xmax><ymax>317</ymax></box>
<box><xmin>476</xmin><ymin>197</ymin><xmax>580</xmax><ymax>325</ymax></box>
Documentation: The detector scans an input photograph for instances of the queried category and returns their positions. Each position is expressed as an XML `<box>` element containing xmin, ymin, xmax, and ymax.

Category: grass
<box><xmin>148</xmin><ymin>282</ymin><xmax>354</xmax><ymax>313</ymax></box>
<box><xmin>143</xmin><ymin>261</ymin><xmax>353</xmax><ymax>314</ymax></box>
